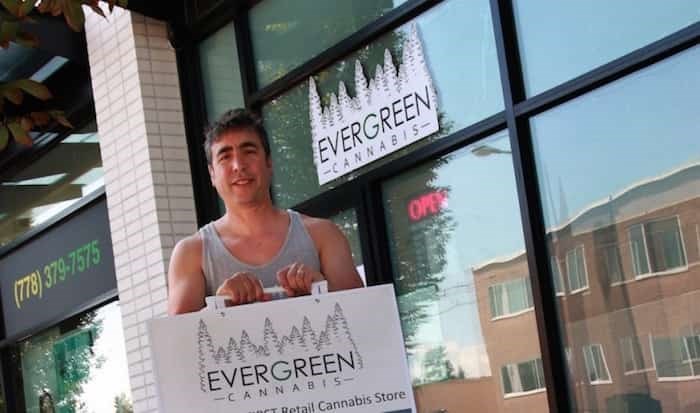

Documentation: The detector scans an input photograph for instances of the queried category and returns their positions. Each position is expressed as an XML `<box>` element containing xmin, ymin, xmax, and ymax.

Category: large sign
<box><xmin>0</xmin><ymin>197</ymin><xmax>116</xmax><ymax>338</ymax></box>
<box><xmin>149</xmin><ymin>285</ymin><xmax>416</xmax><ymax>413</ymax></box>
<box><xmin>309</xmin><ymin>24</ymin><xmax>439</xmax><ymax>185</ymax></box>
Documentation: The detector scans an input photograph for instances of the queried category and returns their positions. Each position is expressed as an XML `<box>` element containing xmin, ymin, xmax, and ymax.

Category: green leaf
<box><xmin>8</xmin><ymin>121</ymin><xmax>32</xmax><ymax>146</ymax></box>
<box><xmin>49</xmin><ymin>110</ymin><xmax>72</xmax><ymax>128</ymax></box>
<box><xmin>64</xmin><ymin>0</ymin><xmax>85</xmax><ymax>31</ymax></box>
<box><xmin>1</xmin><ymin>86</ymin><xmax>23</xmax><ymax>104</ymax></box>
<box><xmin>14</xmin><ymin>79</ymin><xmax>52</xmax><ymax>100</ymax></box>
<box><xmin>18</xmin><ymin>0</ymin><xmax>34</xmax><ymax>17</ymax></box>
<box><xmin>0</xmin><ymin>0</ymin><xmax>20</xmax><ymax>16</ymax></box>
<box><xmin>0</xmin><ymin>125</ymin><xmax>8</xmax><ymax>151</ymax></box>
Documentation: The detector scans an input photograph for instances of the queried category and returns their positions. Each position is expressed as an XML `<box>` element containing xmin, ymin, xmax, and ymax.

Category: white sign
<box><xmin>149</xmin><ymin>285</ymin><xmax>416</xmax><ymax>413</ymax></box>
<box><xmin>309</xmin><ymin>24</ymin><xmax>439</xmax><ymax>185</ymax></box>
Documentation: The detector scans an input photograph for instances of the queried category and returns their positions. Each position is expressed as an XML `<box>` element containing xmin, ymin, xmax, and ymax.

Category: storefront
<box><xmin>162</xmin><ymin>1</ymin><xmax>699</xmax><ymax>412</ymax></box>
<box><xmin>0</xmin><ymin>18</ymin><xmax>132</xmax><ymax>412</ymax></box>
<box><xmin>2</xmin><ymin>1</ymin><xmax>698</xmax><ymax>412</ymax></box>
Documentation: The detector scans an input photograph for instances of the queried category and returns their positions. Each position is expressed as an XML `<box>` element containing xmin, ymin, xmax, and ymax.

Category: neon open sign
<box><xmin>407</xmin><ymin>190</ymin><xmax>448</xmax><ymax>222</ymax></box>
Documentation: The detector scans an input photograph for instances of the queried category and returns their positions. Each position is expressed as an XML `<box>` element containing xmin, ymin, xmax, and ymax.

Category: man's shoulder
<box><xmin>173</xmin><ymin>231</ymin><xmax>203</xmax><ymax>257</ymax></box>
<box><xmin>296</xmin><ymin>212</ymin><xmax>344</xmax><ymax>243</ymax></box>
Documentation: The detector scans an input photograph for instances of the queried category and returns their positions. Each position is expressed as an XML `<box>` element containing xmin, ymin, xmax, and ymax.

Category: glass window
<box><xmin>199</xmin><ymin>22</ymin><xmax>245</xmax><ymax>122</ymax></box>
<box><xmin>565</xmin><ymin>246</ymin><xmax>588</xmax><ymax>292</ymax></box>
<box><xmin>384</xmin><ymin>132</ymin><xmax>548</xmax><ymax>412</ymax></box>
<box><xmin>533</xmin><ymin>45</ymin><xmax>700</xmax><ymax>411</ymax></box>
<box><xmin>512</xmin><ymin>0</ymin><xmax>700</xmax><ymax>96</ymax></box>
<box><xmin>488</xmin><ymin>278</ymin><xmax>532</xmax><ymax>319</ymax></box>
<box><xmin>582</xmin><ymin>344</ymin><xmax>612</xmax><ymax>384</ymax></box>
<box><xmin>250</xmin><ymin>0</ymin><xmax>408</xmax><ymax>87</ymax></box>
<box><xmin>651</xmin><ymin>333</ymin><xmax>700</xmax><ymax>379</ymax></box>
<box><xmin>0</xmin><ymin>124</ymin><xmax>103</xmax><ymax>247</ymax></box>
<box><xmin>501</xmin><ymin>358</ymin><xmax>545</xmax><ymax>396</ymax></box>
<box><xmin>263</xmin><ymin>0</ymin><xmax>503</xmax><ymax>208</ymax></box>
<box><xmin>620</xmin><ymin>336</ymin><xmax>646</xmax><ymax>373</ymax></box>
<box><xmin>16</xmin><ymin>301</ymin><xmax>131</xmax><ymax>412</ymax></box>
<box><xmin>327</xmin><ymin>209</ymin><xmax>365</xmax><ymax>284</ymax></box>
<box><xmin>601</xmin><ymin>244</ymin><xmax>624</xmax><ymax>284</ymax></box>
<box><xmin>629</xmin><ymin>217</ymin><xmax>688</xmax><ymax>277</ymax></box>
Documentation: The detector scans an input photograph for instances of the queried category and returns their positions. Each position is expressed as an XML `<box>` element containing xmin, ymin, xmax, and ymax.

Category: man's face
<box><xmin>208</xmin><ymin>128</ymin><xmax>272</xmax><ymax>207</ymax></box>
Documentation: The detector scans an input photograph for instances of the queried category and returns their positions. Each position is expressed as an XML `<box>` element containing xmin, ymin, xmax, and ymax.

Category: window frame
<box><xmin>501</xmin><ymin>357</ymin><xmax>547</xmax><ymax>398</ymax></box>
<box><xmin>619</xmin><ymin>336</ymin><xmax>649</xmax><ymax>375</ymax></box>
<box><xmin>628</xmin><ymin>215</ymin><xmax>689</xmax><ymax>280</ymax></box>
<box><xmin>582</xmin><ymin>344</ymin><xmax>612</xmax><ymax>385</ymax></box>
<box><xmin>488</xmin><ymin>277</ymin><xmax>535</xmax><ymax>320</ymax></box>
<box><xmin>565</xmin><ymin>245</ymin><xmax>589</xmax><ymax>294</ymax></box>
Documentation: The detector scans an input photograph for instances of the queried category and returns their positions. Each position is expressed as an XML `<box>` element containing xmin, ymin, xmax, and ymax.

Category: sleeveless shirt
<box><xmin>199</xmin><ymin>210</ymin><xmax>320</xmax><ymax>295</ymax></box>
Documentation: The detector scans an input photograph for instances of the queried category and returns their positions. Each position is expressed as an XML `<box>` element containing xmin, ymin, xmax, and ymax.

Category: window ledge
<box><xmin>569</xmin><ymin>287</ymin><xmax>590</xmax><ymax>295</ymax></box>
<box><xmin>491</xmin><ymin>307</ymin><xmax>535</xmax><ymax>321</ymax></box>
<box><xmin>503</xmin><ymin>388</ymin><xmax>546</xmax><ymax>399</ymax></box>
<box><xmin>634</xmin><ymin>266</ymin><xmax>688</xmax><ymax>280</ymax></box>
<box><xmin>624</xmin><ymin>368</ymin><xmax>654</xmax><ymax>376</ymax></box>
<box><xmin>610</xmin><ymin>279</ymin><xmax>635</xmax><ymax>287</ymax></box>
<box><xmin>588</xmin><ymin>380</ymin><xmax>613</xmax><ymax>385</ymax></box>
<box><xmin>657</xmin><ymin>375</ymin><xmax>700</xmax><ymax>382</ymax></box>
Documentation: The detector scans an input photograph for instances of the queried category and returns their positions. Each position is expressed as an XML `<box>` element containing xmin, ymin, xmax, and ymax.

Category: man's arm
<box><xmin>305</xmin><ymin>217</ymin><xmax>364</xmax><ymax>292</ymax></box>
<box><xmin>167</xmin><ymin>235</ymin><xmax>206</xmax><ymax>314</ymax></box>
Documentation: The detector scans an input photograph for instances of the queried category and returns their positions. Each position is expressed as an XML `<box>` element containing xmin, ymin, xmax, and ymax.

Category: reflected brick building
<box><xmin>474</xmin><ymin>163</ymin><xmax>700</xmax><ymax>413</ymax></box>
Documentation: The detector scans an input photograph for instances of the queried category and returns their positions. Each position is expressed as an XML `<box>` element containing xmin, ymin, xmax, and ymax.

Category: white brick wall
<box><xmin>86</xmin><ymin>9</ymin><xmax>197</xmax><ymax>413</ymax></box>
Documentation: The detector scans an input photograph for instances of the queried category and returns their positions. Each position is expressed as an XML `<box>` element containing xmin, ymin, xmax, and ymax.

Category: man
<box><xmin>167</xmin><ymin>109</ymin><xmax>363</xmax><ymax>314</ymax></box>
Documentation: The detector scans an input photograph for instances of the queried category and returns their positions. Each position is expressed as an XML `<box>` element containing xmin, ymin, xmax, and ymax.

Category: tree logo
<box><xmin>309</xmin><ymin>23</ymin><xmax>439</xmax><ymax>185</ymax></box>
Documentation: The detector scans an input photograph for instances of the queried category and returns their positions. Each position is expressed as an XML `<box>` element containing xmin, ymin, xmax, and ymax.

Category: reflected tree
<box><xmin>113</xmin><ymin>393</ymin><xmax>133</xmax><ymax>413</ymax></box>
<box><xmin>420</xmin><ymin>345</ymin><xmax>458</xmax><ymax>384</ymax></box>
<box><xmin>19</xmin><ymin>311</ymin><xmax>104</xmax><ymax>413</ymax></box>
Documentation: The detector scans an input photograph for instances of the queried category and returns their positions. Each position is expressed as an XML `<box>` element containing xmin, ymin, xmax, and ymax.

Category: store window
<box><xmin>15</xmin><ymin>301</ymin><xmax>131</xmax><ymax>412</ymax></box>
<box><xmin>533</xmin><ymin>44</ymin><xmax>700</xmax><ymax>412</ymax></box>
<box><xmin>199</xmin><ymin>21</ymin><xmax>245</xmax><ymax>122</ymax></box>
<box><xmin>263</xmin><ymin>0</ymin><xmax>503</xmax><ymax>208</ymax></box>
<box><xmin>250</xmin><ymin>0</ymin><xmax>408</xmax><ymax>87</ymax></box>
<box><xmin>384</xmin><ymin>132</ymin><xmax>548</xmax><ymax>412</ymax></box>
<box><xmin>328</xmin><ymin>208</ymin><xmax>364</xmax><ymax>284</ymax></box>
<box><xmin>512</xmin><ymin>0</ymin><xmax>700</xmax><ymax>96</ymax></box>
<box><xmin>582</xmin><ymin>344</ymin><xmax>612</xmax><ymax>384</ymax></box>
<box><xmin>0</xmin><ymin>123</ymin><xmax>103</xmax><ymax>247</ymax></box>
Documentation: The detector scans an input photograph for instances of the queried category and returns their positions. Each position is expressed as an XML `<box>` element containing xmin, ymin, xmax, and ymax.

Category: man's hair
<box><xmin>203</xmin><ymin>108</ymin><xmax>271</xmax><ymax>164</ymax></box>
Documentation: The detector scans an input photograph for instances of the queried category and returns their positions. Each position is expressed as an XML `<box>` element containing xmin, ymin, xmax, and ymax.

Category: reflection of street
<box><xmin>473</xmin><ymin>162</ymin><xmax>700</xmax><ymax>413</ymax></box>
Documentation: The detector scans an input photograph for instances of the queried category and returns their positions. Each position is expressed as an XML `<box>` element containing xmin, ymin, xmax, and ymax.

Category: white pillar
<box><xmin>85</xmin><ymin>8</ymin><xmax>198</xmax><ymax>413</ymax></box>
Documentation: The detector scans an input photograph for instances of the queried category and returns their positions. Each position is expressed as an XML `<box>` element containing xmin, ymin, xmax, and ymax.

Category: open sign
<box><xmin>407</xmin><ymin>190</ymin><xmax>448</xmax><ymax>222</ymax></box>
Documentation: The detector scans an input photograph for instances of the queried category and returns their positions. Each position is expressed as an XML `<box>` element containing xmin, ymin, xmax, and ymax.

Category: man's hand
<box><xmin>216</xmin><ymin>272</ymin><xmax>270</xmax><ymax>306</ymax></box>
<box><xmin>277</xmin><ymin>262</ymin><xmax>324</xmax><ymax>297</ymax></box>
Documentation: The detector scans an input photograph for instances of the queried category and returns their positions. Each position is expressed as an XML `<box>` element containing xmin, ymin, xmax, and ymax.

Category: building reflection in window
<box><xmin>533</xmin><ymin>45</ymin><xmax>700</xmax><ymax>413</ymax></box>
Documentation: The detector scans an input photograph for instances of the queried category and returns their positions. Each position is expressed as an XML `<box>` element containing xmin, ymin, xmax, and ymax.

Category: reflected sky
<box><xmin>533</xmin><ymin>45</ymin><xmax>700</xmax><ymax>230</ymax></box>
<box><xmin>513</xmin><ymin>0</ymin><xmax>700</xmax><ymax>96</ymax></box>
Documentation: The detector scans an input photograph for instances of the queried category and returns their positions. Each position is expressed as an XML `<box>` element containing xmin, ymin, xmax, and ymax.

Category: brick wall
<box><xmin>85</xmin><ymin>8</ymin><xmax>197</xmax><ymax>413</ymax></box>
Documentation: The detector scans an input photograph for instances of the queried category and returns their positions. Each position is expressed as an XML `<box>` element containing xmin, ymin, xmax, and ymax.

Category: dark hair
<box><xmin>203</xmin><ymin>108</ymin><xmax>271</xmax><ymax>164</ymax></box>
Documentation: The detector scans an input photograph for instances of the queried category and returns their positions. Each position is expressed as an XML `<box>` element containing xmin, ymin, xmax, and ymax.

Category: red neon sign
<box><xmin>407</xmin><ymin>190</ymin><xmax>448</xmax><ymax>222</ymax></box>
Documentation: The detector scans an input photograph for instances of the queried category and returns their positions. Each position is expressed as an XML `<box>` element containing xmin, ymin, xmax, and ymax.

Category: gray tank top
<box><xmin>199</xmin><ymin>210</ymin><xmax>320</xmax><ymax>295</ymax></box>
